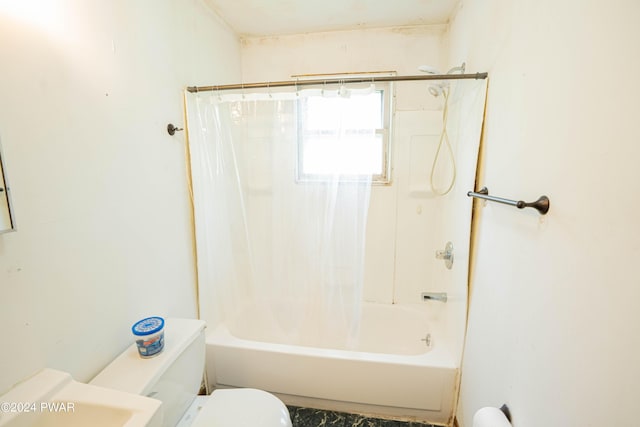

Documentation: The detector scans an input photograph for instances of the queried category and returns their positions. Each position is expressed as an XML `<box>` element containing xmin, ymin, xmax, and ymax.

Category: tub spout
<box><xmin>421</xmin><ymin>292</ymin><xmax>448</xmax><ymax>303</ymax></box>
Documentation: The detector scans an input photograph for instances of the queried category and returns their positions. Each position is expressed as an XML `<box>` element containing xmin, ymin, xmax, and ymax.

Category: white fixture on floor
<box><xmin>0</xmin><ymin>368</ymin><xmax>161</xmax><ymax>427</ymax></box>
<box><xmin>472</xmin><ymin>406</ymin><xmax>513</xmax><ymax>427</ymax></box>
<box><xmin>90</xmin><ymin>318</ymin><xmax>292</xmax><ymax>427</ymax></box>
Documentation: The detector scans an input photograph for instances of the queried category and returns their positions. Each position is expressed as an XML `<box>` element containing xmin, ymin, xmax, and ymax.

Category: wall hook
<box><xmin>167</xmin><ymin>123</ymin><xmax>184</xmax><ymax>136</ymax></box>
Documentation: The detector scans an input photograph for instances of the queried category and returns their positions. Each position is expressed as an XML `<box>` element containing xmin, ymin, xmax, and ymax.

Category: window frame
<box><xmin>295</xmin><ymin>82</ymin><xmax>393</xmax><ymax>185</ymax></box>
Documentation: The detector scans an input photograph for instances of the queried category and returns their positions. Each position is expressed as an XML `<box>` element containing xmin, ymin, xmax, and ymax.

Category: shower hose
<box><xmin>430</xmin><ymin>89</ymin><xmax>456</xmax><ymax>196</ymax></box>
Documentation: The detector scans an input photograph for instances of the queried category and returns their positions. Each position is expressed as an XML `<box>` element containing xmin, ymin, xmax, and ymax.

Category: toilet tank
<box><xmin>90</xmin><ymin>318</ymin><xmax>206</xmax><ymax>427</ymax></box>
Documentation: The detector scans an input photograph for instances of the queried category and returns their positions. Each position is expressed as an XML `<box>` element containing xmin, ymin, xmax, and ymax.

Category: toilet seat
<box><xmin>191</xmin><ymin>388</ymin><xmax>292</xmax><ymax>427</ymax></box>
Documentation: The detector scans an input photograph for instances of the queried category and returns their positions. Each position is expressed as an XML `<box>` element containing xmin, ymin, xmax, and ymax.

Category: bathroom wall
<box><xmin>0</xmin><ymin>0</ymin><xmax>241</xmax><ymax>394</ymax></box>
<box><xmin>446</xmin><ymin>0</ymin><xmax>640</xmax><ymax>425</ymax></box>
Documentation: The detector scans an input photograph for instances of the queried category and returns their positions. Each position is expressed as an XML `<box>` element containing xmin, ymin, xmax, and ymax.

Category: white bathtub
<box><xmin>205</xmin><ymin>302</ymin><xmax>458</xmax><ymax>425</ymax></box>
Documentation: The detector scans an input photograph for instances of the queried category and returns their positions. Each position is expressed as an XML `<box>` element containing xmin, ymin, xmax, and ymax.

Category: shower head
<box><xmin>419</xmin><ymin>65</ymin><xmax>447</xmax><ymax>97</ymax></box>
<box><xmin>428</xmin><ymin>83</ymin><xmax>447</xmax><ymax>97</ymax></box>
<box><xmin>418</xmin><ymin>62</ymin><xmax>466</xmax><ymax>97</ymax></box>
<box><xmin>418</xmin><ymin>65</ymin><xmax>441</xmax><ymax>75</ymax></box>
<box><xmin>418</xmin><ymin>62</ymin><xmax>466</xmax><ymax>75</ymax></box>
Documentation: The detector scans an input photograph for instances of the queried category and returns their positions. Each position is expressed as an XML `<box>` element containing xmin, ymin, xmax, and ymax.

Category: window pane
<box><xmin>298</xmin><ymin>87</ymin><xmax>389</xmax><ymax>182</ymax></box>
<box><xmin>302</xmin><ymin>134</ymin><xmax>383</xmax><ymax>175</ymax></box>
<box><xmin>304</xmin><ymin>92</ymin><xmax>382</xmax><ymax>131</ymax></box>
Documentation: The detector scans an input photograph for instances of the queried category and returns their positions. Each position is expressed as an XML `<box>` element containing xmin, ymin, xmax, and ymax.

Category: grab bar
<box><xmin>467</xmin><ymin>187</ymin><xmax>550</xmax><ymax>215</ymax></box>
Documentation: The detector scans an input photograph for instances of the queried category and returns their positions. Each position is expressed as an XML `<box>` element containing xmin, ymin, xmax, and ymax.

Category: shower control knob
<box><xmin>435</xmin><ymin>242</ymin><xmax>453</xmax><ymax>269</ymax></box>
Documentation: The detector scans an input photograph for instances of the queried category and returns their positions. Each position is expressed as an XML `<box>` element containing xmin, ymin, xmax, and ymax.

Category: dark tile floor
<box><xmin>288</xmin><ymin>406</ymin><xmax>437</xmax><ymax>427</ymax></box>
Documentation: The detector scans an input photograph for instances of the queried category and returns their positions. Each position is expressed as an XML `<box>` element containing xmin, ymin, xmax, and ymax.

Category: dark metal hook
<box><xmin>167</xmin><ymin>123</ymin><xmax>183</xmax><ymax>136</ymax></box>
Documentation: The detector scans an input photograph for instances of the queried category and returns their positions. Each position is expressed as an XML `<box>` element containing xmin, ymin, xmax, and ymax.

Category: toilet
<box><xmin>90</xmin><ymin>318</ymin><xmax>292</xmax><ymax>427</ymax></box>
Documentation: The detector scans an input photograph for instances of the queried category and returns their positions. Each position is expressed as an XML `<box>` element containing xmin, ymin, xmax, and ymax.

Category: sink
<box><xmin>0</xmin><ymin>369</ymin><xmax>162</xmax><ymax>427</ymax></box>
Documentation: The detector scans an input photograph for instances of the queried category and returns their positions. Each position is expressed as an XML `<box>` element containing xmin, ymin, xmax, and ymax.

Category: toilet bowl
<box><xmin>90</xmin><ymin>318</ymin><xmax>291</xmax><ymax>427</ymax></box>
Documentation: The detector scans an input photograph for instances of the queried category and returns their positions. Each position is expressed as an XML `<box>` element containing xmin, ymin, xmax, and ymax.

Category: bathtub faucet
<box><xmin>421</xmin><ymin>292</ymin><xmax>448</xmax><ymax>303</ymax></box>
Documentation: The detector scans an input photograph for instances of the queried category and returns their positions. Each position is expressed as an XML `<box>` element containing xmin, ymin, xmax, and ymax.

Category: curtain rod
<box><xmin>186</xmin><ymin>72</ymin><xmax>488</xmax><ymax>93</ymax></box>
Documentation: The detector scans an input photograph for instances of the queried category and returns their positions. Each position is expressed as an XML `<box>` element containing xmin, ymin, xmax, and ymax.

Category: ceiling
<box><xmin>204</xmin><ymin>0</ymin><xmax>460</xmax><ymax>37</ymax></box>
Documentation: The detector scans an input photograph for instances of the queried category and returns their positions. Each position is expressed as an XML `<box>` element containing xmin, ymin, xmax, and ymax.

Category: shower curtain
<box><xmin>186</xmin><ymin>86</ymin><xmax>373</xmax><ymax>349</ymax></box>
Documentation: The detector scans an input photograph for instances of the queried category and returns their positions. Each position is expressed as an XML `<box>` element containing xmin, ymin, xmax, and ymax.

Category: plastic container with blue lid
<box><xmin>132</xmin><ymin>316</ymin><xmax>165</xmax><ymax>358</ymax></box>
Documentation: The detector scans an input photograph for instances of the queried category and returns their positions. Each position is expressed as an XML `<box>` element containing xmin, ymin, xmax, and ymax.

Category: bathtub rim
<box><xmin>217</xmin><ymin>300</ymin><xmax>456</xmax><ymax>364</ymax></box>
<box><xmin>208</xmin><ymin>323</ymin><xmax>457</xmax><ymax>369</ymax></box>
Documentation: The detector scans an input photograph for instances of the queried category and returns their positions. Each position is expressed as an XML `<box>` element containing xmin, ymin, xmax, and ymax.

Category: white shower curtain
<box><xmin>186</xmin><ymin>86</ymin><xmax>372</xmax><ymax>349</ymax></box>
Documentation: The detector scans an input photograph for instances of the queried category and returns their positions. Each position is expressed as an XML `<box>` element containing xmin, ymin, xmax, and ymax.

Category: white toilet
<box><xmin>90</xmin><ymin>318</ymin><xmax>292</xmax><ymax>427</ymax></box>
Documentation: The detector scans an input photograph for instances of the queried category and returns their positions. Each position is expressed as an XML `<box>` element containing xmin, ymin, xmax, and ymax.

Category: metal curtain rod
<box><xmin>186</xmin><ymin>72</ymin><xmax>488</xmax><ymax>93</ymax></box>
<box><xmin>467</xmin><ymin>187</ymin><xmax>550</xmax><ymax>215</ymax></box>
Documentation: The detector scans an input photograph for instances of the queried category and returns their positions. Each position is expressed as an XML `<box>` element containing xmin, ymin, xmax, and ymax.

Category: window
<box><xmin>297</xmin><ymin>83</ymin><xmax>392</xmax><ymax>184</ymax></box>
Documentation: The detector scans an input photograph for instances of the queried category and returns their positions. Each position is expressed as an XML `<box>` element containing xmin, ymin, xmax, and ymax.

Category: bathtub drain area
<box><xmin>421</xmin><ymin>333</ymin><xmax>432</xmax><ymax>348</ymax></box>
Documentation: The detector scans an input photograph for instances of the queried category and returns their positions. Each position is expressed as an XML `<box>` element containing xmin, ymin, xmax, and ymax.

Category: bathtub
<box><xmin>205</xmin><ymin>302</ymin><xmax>458</xmax><ymax>425</ymax></box>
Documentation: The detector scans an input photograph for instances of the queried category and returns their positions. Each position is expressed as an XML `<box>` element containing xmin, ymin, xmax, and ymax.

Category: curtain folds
<box><xmin>186</xmin><ymin>88</ymin><xmax>372</xmax><ymax>349</ymax></box>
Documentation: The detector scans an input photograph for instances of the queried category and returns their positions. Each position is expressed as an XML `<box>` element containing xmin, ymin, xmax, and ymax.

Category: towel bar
<box><xmin>467</xmin><ymin>187</ymin><xmax>549</xmax><ymax>215</ymax></box>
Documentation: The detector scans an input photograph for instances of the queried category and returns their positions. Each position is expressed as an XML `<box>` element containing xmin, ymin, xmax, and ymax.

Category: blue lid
<box><xmin>132</xmin><ymin>317</ymin><xmax>165</xmax><ymax>336</ymax></box>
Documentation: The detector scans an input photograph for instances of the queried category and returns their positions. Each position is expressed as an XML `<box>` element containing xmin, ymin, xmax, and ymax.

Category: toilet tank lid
<box><xmin>90</xmin><ymin>318</ymin><xmax>206</xmax><ymax>395</ymax></box>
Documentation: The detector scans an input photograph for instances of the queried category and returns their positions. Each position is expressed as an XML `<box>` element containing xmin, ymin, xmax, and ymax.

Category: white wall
<box><xmin>240</xmin><ymin>26</ymin><xmax>447</xmax><ymax>83</ymax></box>
<box><xmin>0</xmin><ymin>0</ymin><xmax>241</xmax><ymax>394</ymax></box>
<box><xmin>448</xmin><ymin>1</ymin><xmax>640</xmax><ymax>426</ymax></box>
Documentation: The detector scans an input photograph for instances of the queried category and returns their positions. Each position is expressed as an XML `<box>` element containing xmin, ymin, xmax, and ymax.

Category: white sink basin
<box><xmin>0</xmin><ymin>369</ymin><xmax>162</xmax><ymax>427</ymax></box>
